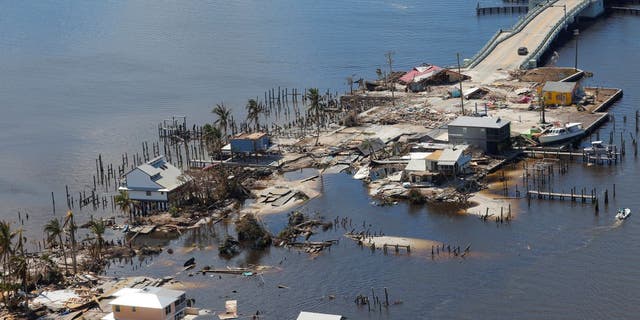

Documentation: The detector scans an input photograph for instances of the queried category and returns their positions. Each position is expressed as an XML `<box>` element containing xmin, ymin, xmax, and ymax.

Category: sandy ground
<box><xmin>466</xmin><ymin>191</ymin><xmax>517</xmax><ymax>219</ymax></box>
<box><xmin>360</xmin><ymin>236</ymin><xmax>441</xmax><ymax>251</ymax></box>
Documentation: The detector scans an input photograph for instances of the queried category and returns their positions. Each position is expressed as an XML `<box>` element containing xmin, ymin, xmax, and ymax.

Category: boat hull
<box><xmin>539</xmin><ymin>130</ymin><xmax>584</xmax><ymax>145</ymax></box>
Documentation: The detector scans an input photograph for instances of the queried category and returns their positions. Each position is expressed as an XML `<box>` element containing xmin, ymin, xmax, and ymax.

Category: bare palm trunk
<box><xmin>57</xmin><ymin>233</ymin><xmax>68</xmax><ymax>274</ymax></box>
<box><xmin>315</xmin><ymin>107</ymin><xmax>320</xmax><ymax>146</ymax></box>
<box><xmin>70</xmin><ymin>217</ymin><xmax>77</xmax><ymax>275</ymax></box>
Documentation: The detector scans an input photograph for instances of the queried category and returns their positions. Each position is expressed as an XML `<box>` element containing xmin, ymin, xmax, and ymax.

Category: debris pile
<box><xmin>275</xmin><ymin>211</ymin><xmax>336</xmax><ymax>254</ymax></box>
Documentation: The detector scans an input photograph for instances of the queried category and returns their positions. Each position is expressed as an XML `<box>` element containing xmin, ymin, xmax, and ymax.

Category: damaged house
<box><xmin>399</xmin><ymin>64</ymin><xmax>470</xmax><ymax>92</ymax></box>
<box><xmin>404</xmin><ymin>147</ymin><xmax>471</xmax><ymax>183</ymax></box>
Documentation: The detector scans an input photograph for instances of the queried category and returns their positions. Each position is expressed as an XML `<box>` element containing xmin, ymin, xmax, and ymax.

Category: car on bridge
<box><xmin>518</xmin><ymin>47</ymin><xmax>528</xmax><ymax>56</ymax></box>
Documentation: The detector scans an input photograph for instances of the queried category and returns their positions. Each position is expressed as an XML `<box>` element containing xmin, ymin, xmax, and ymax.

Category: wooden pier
<box><xmin>589</xmin><ymin>88</ymin><xmax>624</xmax><ymax>113</ymax></box>
<box><xmin>527</xmin><ymin>190</ymin><xmax>597</xmax><ymax>203</ymax></box>
<box><xmin>521</xmin><ymin>146</ymin><xmax>620</xmax><ymax>165</ymax></box>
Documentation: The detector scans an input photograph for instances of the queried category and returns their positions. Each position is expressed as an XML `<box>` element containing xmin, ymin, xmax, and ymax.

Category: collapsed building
<box><xmin>399</xmin><ymin>64</ymin><xmax>470</xmax><ymax>92</ymax></box>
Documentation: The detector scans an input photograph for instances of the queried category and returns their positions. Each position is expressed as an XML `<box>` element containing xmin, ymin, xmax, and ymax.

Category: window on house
<box><xmin>146</xmin><ymin>191</ymin><xmax>151</xmax><ymax>196</ymax></box>
<box><xmin>132</xmin><ymin>306</ymin><xmax>136</xmax><ymax>312</ymax></box>
<box><xmin>165</xmin><ymin>305</ymin><xmax>172</xmax><ymax>315</ymax></box>
<box><xmin>115</xmin><ymin>305</ymin><xmax>120</xmax><ymax>312</ymax></box>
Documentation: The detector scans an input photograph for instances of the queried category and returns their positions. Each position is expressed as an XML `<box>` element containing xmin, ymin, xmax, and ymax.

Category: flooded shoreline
<box><xmin>2</xmin><ymin>2</ymin><xmax>640</xmax><ymax>319</ymax></box>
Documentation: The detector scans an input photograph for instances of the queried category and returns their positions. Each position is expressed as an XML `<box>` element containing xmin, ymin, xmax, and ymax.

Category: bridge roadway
<box><xmin>467</xmin><ymin>0</ymin><xmax>586</xmax><ymax>84</ymax></box>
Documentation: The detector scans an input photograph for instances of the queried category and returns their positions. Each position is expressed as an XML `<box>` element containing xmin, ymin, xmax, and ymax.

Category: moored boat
<box><xmin>583</xmin><ymin>140</ymin><xmax>612</xmax><ymax>155</ymax></box>
<box><xmin>538</xmin><ymin>122</ymin><xmax>585</xmax><ymax>145</ymax></box>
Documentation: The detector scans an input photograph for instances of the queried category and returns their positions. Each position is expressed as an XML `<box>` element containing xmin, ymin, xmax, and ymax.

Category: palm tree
<box><xmin>63</xmin><ymin>211</ymin><xmax>78</xmax><ymax>275</ymax></box>
<box><xmin>202</xmin><ymin>124</ymin><xmax>223</xmax><ymax>161</ymax></box>
<box><xmin>306</xmin><ymin>88</ymin><xmax>323</xmax><ymax>146</ymax></box>
<box><xmin>0</xmin><ymin>221</ymin><xmax>15</xmax><ymax>304</ymax></box>
<box><xmin>246</xmin><ymin>99</ymin><xmax>262</xmax><ymax>132</ymax></box>
<box><xmin>115</xmin><ymin>190</ymin><xmax>133</xmax><ymax>223</ymax></box>
<box><xmin>212</xmin><ymin>103</ymin><xmax>231</xmax><ymax>138</ymax></box>
<box><xmin>89</xmin><ymin>219</ymin><xmax>106</xmax><ymax>260</ymax></box>
<box><xmin>12</xmin><ymin>227</ymin><xmax>28</xmax><ymax>306</ymax></box>
<box><xmin>43</xmin><ymin>218</ymin><xmax>68</xmax><ymax>274</ymax></box>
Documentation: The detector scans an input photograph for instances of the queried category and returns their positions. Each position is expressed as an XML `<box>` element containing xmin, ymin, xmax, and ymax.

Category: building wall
<box><xmin>448</xmin><ymin>125</ymin><xmax>510</xmax><ymax>154</ymax></box>
<box><xmin>125</xmin><ymin>169</ymin><xmax>162</xmax><ymax>191</ymax></box>
<box><xmin>230</xmin><ymin>137</ymin><xmax>270</xmax><ymax>153</ymax></box>
<box><xmin>128</xmin><ymin>190</ymin><xmax>168</xmax><ymax>202</ymax></box>
<box><xmin>448</xmin><ymin>126</ymin><xmax>488</xmax><ymax>151</ymax></box>
<box><xmin>112</xmin><ymin>305</ymin><xmax>164</xmax><ymax>320</ymax></box>
<box><xmin>112</xmin><ymin>303</ymin><xmax>184</xmax><ymax>320</ymax></box>
<box><xmin>230</xmin><ymin>138</ymin><xmax>256</xmax><ymax>153</ymax></box>
<box><xmin>543</xmin><ymin>91</ymin><xmax>572</xmax><ymax>106</ymax></box>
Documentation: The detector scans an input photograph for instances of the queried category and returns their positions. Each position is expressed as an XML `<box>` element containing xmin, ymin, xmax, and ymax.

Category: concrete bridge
<box><xmin>465</xmin><ymin>0</ymin><xmax>604</xmax><ymax>84</ymax></box>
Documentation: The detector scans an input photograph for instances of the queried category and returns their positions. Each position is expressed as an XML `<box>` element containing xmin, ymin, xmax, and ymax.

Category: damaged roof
<box><xmin>356</xmin><ymin>138</ymin><xmax>385</xmax><ymax>156</ymax></box>
<box><xmin>399</xmin><ymin>65</ymin><xmax>443</xmax><ymax>84</ymax></box>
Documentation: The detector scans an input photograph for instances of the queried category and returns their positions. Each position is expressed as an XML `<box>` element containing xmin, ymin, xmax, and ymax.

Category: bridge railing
<box><xmin>521</xmin><ymin>0</ymin><xmax>593</xmax><ymax>69</ymax></box>
<box><xmin>465</xmin><ymin>0</ymin><xmax>560</xmax><ymax>69</ymax></box>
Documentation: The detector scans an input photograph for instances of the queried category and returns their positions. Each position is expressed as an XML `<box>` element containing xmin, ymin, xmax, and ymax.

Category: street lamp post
<box><xmin>574</xmin><ymin>29</ymin><xmax>580</xmax><ymax>72</ymax></box>
<box><xmin>562</xmin><ymin>4</ymin><xmax>567</xmax><ymax>30</ymax></box>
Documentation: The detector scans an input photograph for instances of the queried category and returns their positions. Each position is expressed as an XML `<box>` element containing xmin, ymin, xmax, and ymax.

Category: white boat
<box><xmin>616</xmin><ymin>208</ymin><xmax>631</xmax><ymax>220</ymax></box>
<box><xmin>538</xmin><ymin>122</ymin><xmax>585</xmax><ymax>145</ymax></box>
<box><xmin>583</xmin><ymin>140</ymin><xmax>612</xmax><ymax>156</ymax></box>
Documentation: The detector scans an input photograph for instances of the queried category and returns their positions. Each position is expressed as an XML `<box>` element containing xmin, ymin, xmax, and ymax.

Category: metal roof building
<box><xmin>448</xmin><ymin>116</ymin><xmax>511</xmax><ymax>154</ymax></box>
<box><xmin>541</xmin><ymin>81</ymin><xmax>578</xmax><ymax>93</ymax></box>
<box><xmin>448</xmin><ymin>116</ymin><xmax>509</xmax><ymax>129</ymax></box>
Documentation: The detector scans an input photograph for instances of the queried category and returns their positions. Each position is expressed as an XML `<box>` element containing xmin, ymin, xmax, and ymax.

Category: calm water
<box><xmin>0</xmin><ymin>0</ymin><xmax>518</xmax><ymax>229</ymax></box>
<box><xmin>2</xmin><ymin>1</ymin><xmax>640</xmax><ymax>319</ymax></box>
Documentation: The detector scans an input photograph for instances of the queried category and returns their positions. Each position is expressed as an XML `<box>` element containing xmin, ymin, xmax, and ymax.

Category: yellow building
<box><xmin>539</xmin><ymin>81</ymin><xmax>579</xmax><ymax>106</ymax></box>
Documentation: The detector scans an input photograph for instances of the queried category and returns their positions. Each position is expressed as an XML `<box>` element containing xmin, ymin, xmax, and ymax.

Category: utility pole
<box><xmin>385</xmin><ymin>51</ymin><xmax>395</xmax><ymax>106</ymax></box>
<box><xmin>574</xmin><ymin>29</ymin><xmax>580</xmax><ymax>72</ymax></box>
<box><xmin>539</xmin><ymin>94</ymin><xmax>546</xmax><ymax>124</ymax></box>
<box><xmin>457</xmin><ymin>53</ymin><xmax>464</xmax><ymax>115</ymax></box>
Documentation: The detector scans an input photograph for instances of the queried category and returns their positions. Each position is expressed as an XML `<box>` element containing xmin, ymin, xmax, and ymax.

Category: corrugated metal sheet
<box><xmin>542</xmin><ymin>81</ymin><xmax>577</xmax><ymax>93</ymax></box>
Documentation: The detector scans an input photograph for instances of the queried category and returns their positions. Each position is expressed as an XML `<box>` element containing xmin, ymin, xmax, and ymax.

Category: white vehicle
<box><xmin>538</xmin><ymin>122</ymin><xmax>585</xmax><ymax>145</ymax></box>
